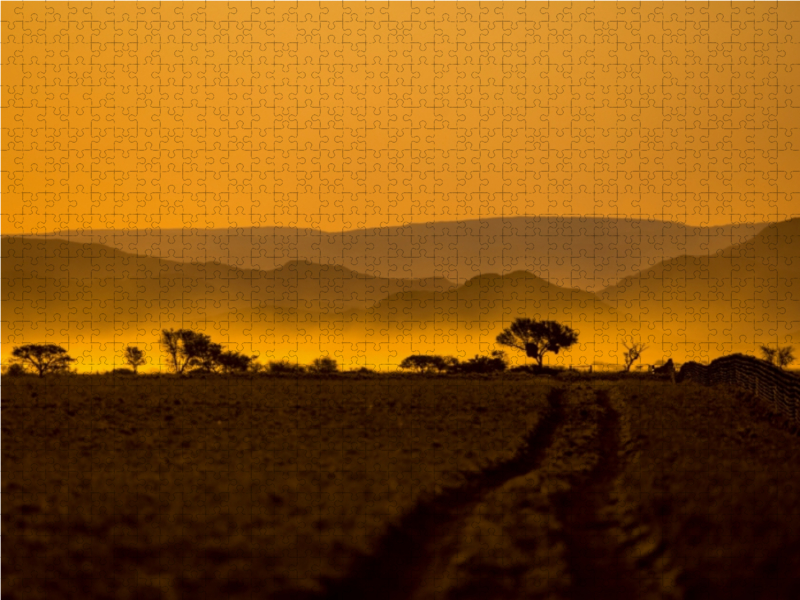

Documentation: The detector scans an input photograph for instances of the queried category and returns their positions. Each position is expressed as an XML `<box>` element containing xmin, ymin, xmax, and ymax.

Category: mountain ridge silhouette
<box><xmin>31</xmin><ymin>216</ymin><xmax>771</xmax><ymax>292</ymax></box>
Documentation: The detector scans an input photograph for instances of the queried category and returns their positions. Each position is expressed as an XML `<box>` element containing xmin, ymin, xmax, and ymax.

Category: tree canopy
<box><xmin>123</xmin><ymin>346</ymin><xmax>146</xmax><ymax>373</ymax></box>
<box><xmin>496</xmin><ymin>318</ymin><xmax>578</xmax><ymax>366</ymax></box>
<box><xmin>11</xmin><ymin>344</ymin><xmax>75</xmax><ymax>377</ymax></box>
<box><xmin>160</xmin><ymin>329</ymin><xmax>252</xmax><ymax>374</ymax></box>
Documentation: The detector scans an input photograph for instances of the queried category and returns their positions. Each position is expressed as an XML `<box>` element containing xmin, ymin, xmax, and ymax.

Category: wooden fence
<box><xmin>677</xmin><ymin>354</ymin><xmax>800</xmax><ymax>423</ymax></box>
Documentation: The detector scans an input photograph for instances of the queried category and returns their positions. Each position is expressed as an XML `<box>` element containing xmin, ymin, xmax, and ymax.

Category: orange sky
<box><xmin>3</xmin><ymin>2</ymin><xmax>799</xmax><ymax>234</ymax></box>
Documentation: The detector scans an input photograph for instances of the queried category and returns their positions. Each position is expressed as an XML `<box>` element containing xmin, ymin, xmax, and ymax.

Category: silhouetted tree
<box><xmin>191</xmin><ymin>339</ymin><xmax>224</xmax><ymax>373</ymax></box>
<box><xmin>310</xmin><ymin>356</ymin><xmax>338</xmax><ymax>373</ymax></box>
<box><xmin>777</xmin><ymin>346</ymin><xmax>796</xmax><ymax>370</ymax></box>
<box><xmin>123</xmin><ymin>345</ymin><xmax>146</xmax><ymax>374</ymax></box>
<box><xmin>496</xmin><ymin>318</ymin><xmax>578</xmax><ymax>367</ymax></box>
<box><xmin>760</xmin><ymin>344</ymin><xmax>795</xmax><ymax>369</ymax></box>
<box><xmin>760</xmin><ymin>345</ymin><xmax>778</xmax><ymax>365</ymax></box>
<box><xmin>399</xmin><ymin>355</ymin><xmax>455</xmax><ymax>373</ymax></box>
<box><xmin>160</xmin><ymin>329</ymin><xmax>218</xmax><ymax>374</ymax></box>
<box><xmin>217</xmin><ymin>350</ymin><xmax>255</xmax><ymax>374</ymax></box>
<box><xmin>622</xmin><ymin>339</ymin><xmax>649</xmax><ymax>372</ymax></box>
<box><xmin>11</xmin><ymin>344</ymin><xmax>75</xmax><ymax>377</ymax></box>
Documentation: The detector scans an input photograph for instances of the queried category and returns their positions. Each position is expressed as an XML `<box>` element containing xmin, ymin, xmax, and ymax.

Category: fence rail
<box><xmin>677</xmin><ymin>354</ymin><xmax>800</xmax><ymax>423</ymax></box>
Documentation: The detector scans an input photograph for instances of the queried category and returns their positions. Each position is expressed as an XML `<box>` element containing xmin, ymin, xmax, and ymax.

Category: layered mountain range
<box><xmin>4</xmin><ymin>217</ymin><xmax>797</xmax><ymax>368</ymax></box>
<box><xmin>41</xmin><ymin>217</ymin><xmax>765</xmax><ymax>292</ymax></box>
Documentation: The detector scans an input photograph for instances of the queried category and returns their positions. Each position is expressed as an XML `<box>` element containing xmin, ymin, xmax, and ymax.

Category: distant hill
<box><xmin>600</xmin><ymin>218</ymin><xmax>800</xmax><ymax>359</ymax></box>
<box><xmin>38</xmin><ymin>217</ymin><xmax>769</xmax><ymax>292</ymax></box>
<box><xmin>345</xmin><ymin>270</ymin><xmax>617</xmax><ymax>365</ymax></box>
<box><xmin>2</xmin><ymin>236</ymin><xmax>618</xmax><ymax>368</ymax></box>
<box><xmin>369</xmin><ymin>270</ymin><xmax>613</xmax><ymax>323</ymax></box>
<box><xmin>1</xmin><ymin>237</ymin><xmax>452</xmax><ymax>355</ymax></box>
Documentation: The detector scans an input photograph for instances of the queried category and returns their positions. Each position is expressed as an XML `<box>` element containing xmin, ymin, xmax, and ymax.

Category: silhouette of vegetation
<box><xmin>123</xmin><ymin>345</ymin><xmax>146</xmax><ymax>374</ymax></box>
<box><xmin>160</xmin><ymin>329</ymin><xmax>254</xmax><ymax>374</ymax></box>
<box><xmin>399</xmin><ymin>354</ymin><xmax>457</xmax><ymax>373</ymax></box>
<box><xmin>759</xmin><ymin>345</ymin><xmax>777</xmax><ymax>365</ymax></box>
<box><xmin>190</xmin><ymin>338</ymin><xmax>224</xmax><ymax>373</ymax></box>
<box><xmin>496</xmin><ymin>318</ymin><xmax>578</xmax><ymax>366</ymax></box>
<box><xmin>508</xmin><ymin>364</ymin><xmax>565</xmax><ymax>376</ymax></box>
<box><xmin>161</xmin><ymin>329</ymin><xmax>202</xmax><ymax>374</ymax></box>
<box><xmin>310</xmin><ymin>356</ymin><xmax>338</xmax><ymax>374</ymax></box>
<box><xmin>216</xmin><ymin>350</ymin><xmax>255</xmax><ymax>374</ymax></box>
<box><xmin>110</xmin><ymin>368</ymin><xmax>135</xmax><ymax>375</ymax></box>
<box><xmin>621</xmin><ymin>339</ymin><xmax>649</xmax><ymax>372</ymax></box>
<box><xmin>352</xmin><ymin>366</ymin><xmax>376</xmax><ymax>374</ymax></box>
<box><xmin>777</xmin><ymin>346</ymin><xmax>796</xmax><ymax>369</ymax></box>
<box><xmin>455</xmin><ymin>351</ymin><xmax>508</xmax><ymax>374</ymax></box>
<box><xmin>4</xmin><ymin>363</ymin><xmax>27</xmax><ymax>377</ymax></box>
<box><xmin>267</xmin><ymin>360</ymin><xmax>307</xmax><ymax>374</ymax></box>
<box><xmin>760</xmin><ymin>344</ymin><xmax>795</xmax><ymax>369</ymax></box>
<box><xmin>11</xmin><ymin>344</ymin><xmax>75</xmax><ymax>377</ymax></box>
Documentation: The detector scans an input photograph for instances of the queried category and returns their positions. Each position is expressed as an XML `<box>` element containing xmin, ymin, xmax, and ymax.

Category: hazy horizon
<box><xmin>11</xmin><ymin>212</ymin><xmax>785</xmax><ymax>237</ymax></box>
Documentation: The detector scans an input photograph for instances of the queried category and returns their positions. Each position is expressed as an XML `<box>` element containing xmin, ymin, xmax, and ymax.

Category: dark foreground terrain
<box><xmin>3</xmin><ymin>374</ymin><xmax>800</xmax><ymax>599</ymax></box>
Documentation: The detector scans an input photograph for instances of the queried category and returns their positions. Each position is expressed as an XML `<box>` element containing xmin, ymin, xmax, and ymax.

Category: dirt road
<box><xmin>318</xmin><ymin>383</ymin><xmax>674</xmax><ymax>600</ymax></box>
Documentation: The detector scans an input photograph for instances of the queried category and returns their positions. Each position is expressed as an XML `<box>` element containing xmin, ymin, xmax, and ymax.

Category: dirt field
<box><xmin>3</xmin><ymin>374</ymin><xmax>800</xmax><ymax>600</ymax></box>
<box><xmin>1</xmin><ymin>375</ymin><xmax>555</xmax><ymax>600</ymax></box>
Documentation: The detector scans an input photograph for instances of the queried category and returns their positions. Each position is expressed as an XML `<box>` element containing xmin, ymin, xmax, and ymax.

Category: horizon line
<box><xmin>6</xmin><ymin>214</ymin><xmax>781</xmax><ymax>237</ymax></box>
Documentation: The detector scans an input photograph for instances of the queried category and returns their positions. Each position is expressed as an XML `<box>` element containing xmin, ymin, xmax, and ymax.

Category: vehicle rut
<box><xmin>553</xmin><ymin>388</ymin><xmax>641</xmax><ymax>600</ymax></box>
<box><xmin>318</xmin><ymin>386</ymin><xmax>566</xmax><ymax>600</ymax></box>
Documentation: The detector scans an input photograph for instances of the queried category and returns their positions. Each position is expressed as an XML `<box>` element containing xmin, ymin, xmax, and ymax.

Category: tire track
<box><xmin>318</xmin><ymin>386</ymin><xmax>566</xmax><ymax>600</ymax></box>
<box><xmin>553</xmin><ymin>388</ymin><xmax>642</xmax><ymax>600</ymax></box>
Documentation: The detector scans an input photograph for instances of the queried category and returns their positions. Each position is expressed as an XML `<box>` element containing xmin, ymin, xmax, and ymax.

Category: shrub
<box><xmin>399</xmin><ymin>355</ymin><xmax>457</xmax><ymax>373</ymax></box>
<box><xmin>216</xmin><ymin>351</ymin><xmax>255</xmax><ymax>374</ymax></box>
<box><xmin>268</xmin><ymin>360</ymin><xmax>307</xmax><ymax>375</ymax></box>
<box><xmin>310</xmin><ymin>356</ymin><xmax>338</xmax><ymax>374</ymax></box>
<box><xmin>4</xmin><ymin>363</ymin><xmax>27</xmax><ymax>377</ymax></box>
<box><xmin>110</xmin><ymin>368</ymin><xmax>134</xmax><ymax>375</ymax></box>
<box><xmin>508</xmin><ymin>364</ymin><xmax>564</xmax><ymax>376</ymax></box>
<box><xmin>457</xmin><ymin>351</ymin><xmax>508</xmax><ymax>374</ymax></box>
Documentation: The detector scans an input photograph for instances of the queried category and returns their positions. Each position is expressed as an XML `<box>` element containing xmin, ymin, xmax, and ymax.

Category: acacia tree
<box><xmin>496</xmin><ymin>318</ymin><xmax>578</xmax><ymax>367</ymax></box>
<box><xmin>11</xmin><ymin>344</ymin><xmax>75</xmax><ymax>377</ymax></box>
<box><xmin>123</xmin><ymin>345</ymin><xmax>146</xmax><ymax>374</ymax></box>
<box><xmin>622</xmin><ymin>339</ymin><xmax>649</xmax><ymax>372</ymax></box>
